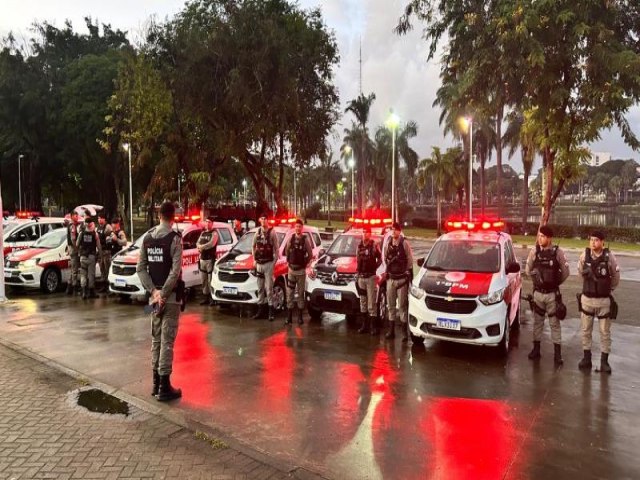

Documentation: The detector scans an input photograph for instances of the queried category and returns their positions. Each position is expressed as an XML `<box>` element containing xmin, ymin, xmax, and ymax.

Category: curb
<box><xmin>0</xmin><ymin>336</ymin><xmax>328</xmax><ymax>480</ymax></box>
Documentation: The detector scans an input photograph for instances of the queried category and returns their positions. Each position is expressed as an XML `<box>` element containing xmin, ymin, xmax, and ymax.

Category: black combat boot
<box><xmin>297</xmin><ymin>308</ymin><xmax>304</xmax><ymax>326</ymax></box>
<box><xmin>357</xmin><ymin>313</ymin><xmax>370</xmax><ymax>334</ymax></box>
<box><xmin>268</xmin><ymin>305</ymin><xmax>275</xmax><ymax>322</ymax></box>
<box><xmin>578</xmin><ymin>350</ymin><xmax>592</xmax><ymax>370</ymax></box>
<box><xmin>370</xmin><ymin>316</ymin><xmax>379</xmax><ymax>336</ymax></box>
<box><xmin>252</xmin><ymin>304</ymin><xmax>265</xmax><ymax>319</ymax></box>
<box><xmin>88</xmin><ymin>288</ymin><xmax>98</xmax><ymax>299</ymax></box>
<box><xmin>401</xmin><ymin>322</ymin><xmax>409</xmax><ymax>343</ymax></box>
<box><xmin>553</xmin><ymin>343</ymin><xmax>563</xmax><ymax>366</ymax></box>
<box><xmin>66</xmin><ymin>283</ymin><xmax>74</xmax><ymax>295</ymax></box>
<box><xmin>156</xmin><ymin>375</ymin><xmax>182</xmax><ymax>401</ymax></box>
<box><xmin>285</xmin><ymin>309</ymin><xmax>293</xmax><ymax>325</ymax></box>
<box><xmin>385</xmin><ymin>321</ymin><xmax>396</xmax><ymax>340</ymax></box>
<box><xmin>599</xmin><ymin>353</ymin><xmax>612</xmax><ymax>374</ymax></box>
<box><xmin>528</xmin><ymin>341</ymin><xmax>541</xmax><ymax>360</ymax></box>
<box><xmin>151</xmin><ymin>370</ymin><xmax>160</xmax><ymax>397</ymax></box>
<box><xmin>81</xmin><ymin>287</ymin><xmax>88</xmax><ymax>300</ymax></box>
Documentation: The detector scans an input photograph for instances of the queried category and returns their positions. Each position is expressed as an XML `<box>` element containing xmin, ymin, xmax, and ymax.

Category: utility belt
<box><xmin>533</xmin><ymin>287</ymin><xmax>557</xmax><ymax>294</ymax></box>
<box><xmin>152</xmin><ymin>279</ymin><xmax>186</xmax><ymax>311</ymax></box>
<box><xmin>355</xmin><ymin>274</ymin><xmax>374</xmax><ymax>295</ymax></box>
<box><xmin>526</xmin><ymin>289</ymin><xmax>567</xmax><ymax>320</ymax></box>
<box><xmin>576</xmin><ymin>293</ymin><xmax>617</xmax><ymax>320</ymax></box>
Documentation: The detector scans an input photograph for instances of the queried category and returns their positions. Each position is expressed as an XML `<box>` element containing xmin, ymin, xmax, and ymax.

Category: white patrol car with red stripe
<box><xmin>108</xmin><ymin>216</ymin><xmax>237</xmax><ymax>300</ymax></box>
<box><xmin>2</xmin><ymin>212</ymin><xmax>66</xmax><ymax>258</ymax></box>
<box><xmin>211</xmin><ymin>218</ymin><xmax>323</xmax><ymax>311</ymax></box>
<box><xmin>408</xmin><ymin>219</ymin><xmax>522</xmax><ymax>356</ymax></box>
<box><xmin>305</xmin><ymin>216</ymin><xmax>393</xmax><ymax>323</ymax></box>
<box><xmin>3</xmin><ymin>227</ymin><xmax>102</xmax><ymax>293</ymax></box>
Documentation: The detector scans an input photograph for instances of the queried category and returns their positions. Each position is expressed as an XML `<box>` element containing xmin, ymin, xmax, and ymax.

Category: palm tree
<box><xmin>344</xmin><ymin>93</ymin><xmax>376</xmax><ymax>212</ymax></box>
<box><xmin>341</xmin><ymin>120</ymin><xmax>375</xmax><ymax>210</ymax></box>
<box><xmin>472</xmin><ymin>117</ymin><xmax>497</xmax><ymax>214</ymax></box>
<box><xmin>417</xmin><ymin>146</ymin><xmax>458</xmax><ymax>234</ymax></box>
<box><xmin>318</xmin><ymin>148</ymin><xmax>342</xmax><ymax>226</ymax></box>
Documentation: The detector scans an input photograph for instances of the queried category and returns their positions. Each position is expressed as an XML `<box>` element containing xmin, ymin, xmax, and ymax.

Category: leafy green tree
<box><xmin>417</xmin><ymin>146</ymin><xmax>459</xmax><ymax>234</ymax></box>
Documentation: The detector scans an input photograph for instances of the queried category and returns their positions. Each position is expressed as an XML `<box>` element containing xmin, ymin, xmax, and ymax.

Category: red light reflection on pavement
<box><xmin>260</xmin><ymin>331</ymin><xmax>294</xmax><ymax>413</ymax></box>
<box><xmin>172</xmin><ymin>313</ymin><xmax>218</xmax><ymax>408</ymax></box>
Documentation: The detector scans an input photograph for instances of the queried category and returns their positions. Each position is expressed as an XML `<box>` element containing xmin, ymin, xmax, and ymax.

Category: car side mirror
<box><xmin>506</xmin><ymin>262</ymin><xmax>520</xmax><ymax>274</ymax></box>
<box><xmin>417</xmin><ymin>257</ymin><xmax>425</xmax><ymax>268</ymax></box>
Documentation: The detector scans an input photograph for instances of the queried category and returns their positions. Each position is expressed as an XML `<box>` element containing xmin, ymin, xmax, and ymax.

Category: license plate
<box><xmin>223</xmin><ymin>286</ymin><xmax>238</xmax><ymax>295</ymax></box>
<box><xmin>436</xmin><ymin>317</ymin><xmax>461</xmax><ymax>331</ymax></box>
<box><xmin>115</xmin><ymin>278</ymin><xmax>127</xmax><ymax>287</ymax></box>
<box><xmin>324</xmin><ymin>290</ymin><xmax>342</xmax><ymax>301</ymax></box>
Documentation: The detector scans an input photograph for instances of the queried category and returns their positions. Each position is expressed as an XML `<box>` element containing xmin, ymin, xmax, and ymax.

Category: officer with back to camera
<box><xmin>96</xmin><ymin>213</ymin><xmax>113</xmax><ymax>292</ymax></box>
<box><xmin>252</xmin><ymin>214</ymin><xmax>280</xmax><ymax>321</ymax></box>
<box><xmin>284</xmin><ymin>219</ymin><xmax>313</xmax><ymax>326</ymax></box>
<box><xmin>384</xmin><ymin>222</ymin><xmax>414</xmax><ymax>342</ymax></box>
<box><xmin>197</xmin><ymin>216</ymin><xmax>218</xmax><ymax>306</ymax></box>
<box><xmin>356</xmin><ymin>227</ymin><xmax>382</xmax><ymax>335</ymax></box>
<box><xmin>77</xmin><ymin>217</ymin><xmax>102</xmax><ymax>299</ymax></box>
<box><xmin>136</xmin><ymin>201</ymin><xmax>183</xmax><ymax>402</ymax></box>
<box><xmin>577</xmin><ymin>230</ymin><xmax>620</xmax><ymax>374</ymax></box>
<box><xmin>525</xmin><ymin>225</ymin><xmax>570</xmax><ymax>366</ymax></box>
<box><xmin>65</xmin><ymin>210</ymin><xmax>82</xmax><ymax>295</ymax></box>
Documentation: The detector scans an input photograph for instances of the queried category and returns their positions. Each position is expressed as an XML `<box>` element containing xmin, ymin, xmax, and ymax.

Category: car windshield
<box><xmin>2</xmin><ymin>222</ymin><xmax>19</xmax><ymax>236</ymax></box>
<box><xmin>34</xmin><ymin>229</ymin><xmax>66</xmax><ymax>249</ymax></box>
<box><xmin>327</xmin><ymin>234</ymin><xmax>382</xmax><ymax>257</ymax></box>
<box><xmin>425</xmin><ymin>240</ymin><xmax>501</xmax><ymax>273</ymax></box>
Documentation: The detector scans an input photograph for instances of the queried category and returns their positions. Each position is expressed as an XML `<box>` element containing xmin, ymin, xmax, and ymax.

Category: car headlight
<box><xmin>410</xmin><ymin>284</ymin><xmax>425</xmax><ymax>300</ymax></box>
<box><xmin>308</xmin><ymin>268</ymin><xmax>317</xmax><ymax>280</ymax></box>
<box><xmin>479</xmin><ymin>287</ymin><xmax>505</xmax><ymax>306</ymax></box>
<box><xmin>21</xmin><ymin>258</ymin><xmax>40</xmax><ymax>268</ymax></box>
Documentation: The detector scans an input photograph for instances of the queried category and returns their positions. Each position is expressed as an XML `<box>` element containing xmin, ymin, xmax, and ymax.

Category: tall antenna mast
<box><xmin>359</xmin><ymin>37</ymin><xmax>362</xmax><ymax>95</ymax></box>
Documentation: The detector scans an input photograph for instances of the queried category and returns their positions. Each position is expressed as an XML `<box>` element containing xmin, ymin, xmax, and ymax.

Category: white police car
<box><xmin>408</xmin><ymin>219</ymin><xmax>522</xmax><ymax>356</ymax></box>
<box><xmin>2</xmin><ymin>213</ymin><xmax>66</xmax><ymax>258</ymax></box>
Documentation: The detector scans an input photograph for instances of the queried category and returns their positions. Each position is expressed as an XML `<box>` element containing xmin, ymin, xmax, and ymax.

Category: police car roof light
<box><xmin>445</xmin><ymin>218</ymin><xmax>505</xmax><ymax>232</ymax></box>
<box><xmin>348</xmin><ymin>216</ymin><xmax>393</xmax><ymax>226</ymax></box>
<box><xmin>268</xmin><ymin>217</ymin><xmax>297</xmax><ymax>226</ymax></box>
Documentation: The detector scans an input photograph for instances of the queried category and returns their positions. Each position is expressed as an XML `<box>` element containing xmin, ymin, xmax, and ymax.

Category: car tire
<box><xmin>345</xmin><ymin>314</ymin><xmax>359</xmax><ymax>327</ymax></box>
<box><xmin>376</xmin><ymin>283</ymin><xmax>388</xmax><ymax>325</ymax></box>
<box><xmin>40</xmin><ymin>268</ymin><xmax>61</xmax><ymax>294</ymax></box>
<box><xmin>272</xmin><ymin>278</ymin><xmax>287</xmax><ymax>312</ymax></box>
<box><xmin>498</xmin><ymin>312</ymin><xmax>510</xmax><ymax>357</ymax></box>
<box><xmin>308</xmin><ymin>304</ymin><xmax>322</xmax><ymax>321</ymax></box>
<box><xmin>410</xmin><ymin>332</ymin><xmax>424</xmax><ymax>344</ymax></box>
<box><xmin>511</xmin><ymin>301</ymin><xmax>521</xmax><ymax>330</ymax></box>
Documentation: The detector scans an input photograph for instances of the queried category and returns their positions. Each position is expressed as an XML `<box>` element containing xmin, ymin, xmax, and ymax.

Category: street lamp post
<box><xmin>293</xmin><ymin>169</ymin><xmax>297</xmax><ymax>216</ymax></box>
<box><xmin>345</xmin><ymin>146</ymin><xmax>355</xmax><ymax>217</ymax></box>
<box><xmin>0</xmin><ymin>176</ymin><xmax>7</xmax><ymax>302</ymax></box>
<box><xmin>122</xmin><ymin>143</ymin><xmax>134</xmax><ymax>239</ymax></box>
<box><xmin>468</xmin><ymin>117</ymin><xmax>473</xmax><ymax>221</ymax></box>
<box><xmin>18</xmin><ymin>154</ymin><xmax>24</xmax><ymax>211</ymax></box>
<box><xmin>386</xmin><ymin>112</ymin><xmax>400</xmax><ymax>223</ymax></box>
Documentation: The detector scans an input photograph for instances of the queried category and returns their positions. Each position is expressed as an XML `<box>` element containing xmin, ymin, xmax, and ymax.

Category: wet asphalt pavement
<box><xmin>1</xmin><ymin>236</ymin><xmax>640</xmax><ymax>479</ymax></box>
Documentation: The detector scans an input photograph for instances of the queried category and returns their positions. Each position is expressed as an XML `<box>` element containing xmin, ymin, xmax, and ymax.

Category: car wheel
<box><xmin>345</xmin><ymin>314</ymin><xmax>359</xmax><ymax>327</ymax></box>
<box><xmin>512</xmin><ymin>301</ymin><xmax>521</xmax><ymax>330</ymax></box>
<box><xmin>410</xmin><ymin>332</ymin><xmax>424</xmax><ymax>344</ymax></box>
<box><xmin>498</xmin><ymin>312</ymin><xmax>510</xmax><ymax>357</ymax></box>
<box><xmin>272</xmin><ymin>279</ymin><xmax>287</xmax><ymax>312</ymax></box>
<box><xmin>376</xmin><ymin>284</ymin><xmax>388</xmax><ymax>325</ymax></box>
<box><xmin>40</xmin><ymin>268</ymin><xmax>61</xmax><ymax>294</ymax></box>
<box><xmin>308</xmin><ymin>304</ymin><xmax>322</xmax><ymax>321</ymax></box>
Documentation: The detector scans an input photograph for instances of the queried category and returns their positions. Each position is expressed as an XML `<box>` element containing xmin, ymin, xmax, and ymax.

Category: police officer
<box><xmin>384</xmin><ymin>222</ymin><xmax>414</xmax><ymax>342</ymax></box>
<box><xmin>284</xmin><ymin>219</ymin><xmax>313</xmax><ymax>326</ymax></box>
<box><xmin>197</xmin><ymin>217</ymin><xmax>218</xmax><ymax>306</ymax></box>
<box><xmin>77</xmin><ymin>217</ymin><xmax>103</xmax><ymax>299</ymax></box>
<box><xmin>252</xmin><ymin>215</ymin><xmax>280</xmax><ymax>320</ymax></box>
<box><xmin>136</xmin><ymin>201</ymin><xmax>183</xmax><ymax>402</ymax></box>
<box><xmin>96</xmin><ymin>213</ymin><xmax>113</xmax><ymax>291</ymax></box>
<box><xmin>65</xmin><ymin>210</ymin><xmax>82</xmax><ymax>295</ymax></box>
<box><xmin>109</xmin><ymin>218</ymin><xmax>128</xmax><ymax>257</ymax></box>
<box><xmin>356</xmin><ymin>227</ymin><xmax>382</xmax><ymax>335</ymax></box>
<box><xmin>577</xmin><ymin>230</ymin><xmax>620</xmax><ymax>374</ymax></box>
<box><xmin>233</xmin><ymin>218</ymin><xmax>245</xmax><ymax>238</ymax></box>
<box><xmin>525</xmin><ymin>225</ymin><xmax>570</xmax><ymax>366</ymax></box>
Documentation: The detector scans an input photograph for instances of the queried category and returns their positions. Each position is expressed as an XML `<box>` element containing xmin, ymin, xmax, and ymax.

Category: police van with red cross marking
<box><xmin>408</xmin><ymin>219</ymin><xmax>522</xmax><ymax>356</ymax></box>
<box><xmin>108</xmin><ymin>216</ymin><xmax>237</xmax><ymax>300</ymax></box>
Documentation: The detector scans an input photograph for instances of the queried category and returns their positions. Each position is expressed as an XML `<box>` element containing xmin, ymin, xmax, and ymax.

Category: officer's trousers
<box><xmin>79</xmin><ymin>254</ymin><xmax>97</xmax><ymax>289</ymax></box>
<box><xmin>151</xmin><ymin>303</ymin><xmax>180</xmax><ymax>376</ymax></box>
<box><xmin>532</xmin><ymin>290</ymin><xmax>561</xmax><ymax>344</ymax></box>
<box><xmin>99</xmin><ymin>251</ymin><xmax>111</xmax><ymax>283</ymax></box>
<box><xmin>256</xmin><ymin>261</ymin><xmax>275</xmax><ymax>305</ymax></box>
<box><xmin>286</xmin><ymin>268</ymin><xmax>305</xmax><ymax>310</ymax></box>
<box><xmin>580</xmin><ymin>295</ymin><xmax>612</xmax><ymax>353</ymax></box>
<box><xmin>358</xmin><ymin>275</ymin><xmax>377</xmax><ymax>316</ymax></box>
<box><xmin>69</xmin><ymin>251</ymin><xmax>80</xmax><ymax>287</ymax></box>
<box><xmin>387</xmin><ymin>277</ymin><xmax>408</xmax><ymax>324</ymax></box>
<box><xmin>199</xmin><ymin>259</ymin><xmax>213</xmax><ymax>296</ymax></box>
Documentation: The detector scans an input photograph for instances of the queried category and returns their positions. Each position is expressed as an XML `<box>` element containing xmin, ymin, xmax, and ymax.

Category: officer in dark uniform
<box><xmin>525</xmin><ymin>225</ymin><xmax>570</xmax><ymax>366</ymax></box>
<box><xmin>577</xmin><ymin>230</ymin><xmax>620</xmax><ymax>373</ymax></box>
<box><xmin>136</xmin><ymin>201</ymin><xmax>184</xmax><ymax>402</ymax></box>
<box><xmin>197</xmin><ymin>217</ymin><xmax>218</xmax><ymax>306</ymax></box>
<box><xmin>251</xmin><ymin>215</ymin><xmax>280</xmax><ymax>320</ymax></box>
<box><xmin>284</xmin><ymin>219</ymin><xmax>313</xmax><ymax>325</ymax></box>
<box><xmin>65</xmin><ymin>210</ymin><xmax>82</xmax><ymax>295</ymax></box>
<box><xmin>96</xmin><ymin>213</ymin><xmax>113</xmax><ymax>291</ymax></box>
<box><xmin>356</xmin><ymin>227</ymin><xmax>382</xmax><ymax>335</ymax></box>
<box><xmin>77</xmin><ymin>217</ymin><xmax>102</xmax><ymax>299</ymax></box>
<box><xmin>384</xmin><ymin>222</ymin><xmax>414</xmax><ymax>342</ymax></box>
<box><xmin>109</xmin><ymin>218</ymin><xmax>128</xmax><ymax>257</ymax></box>
<box><xmin>233</xmin><ymin>218</ymin><xmax>245</xmax><ymax>238</ymax></box>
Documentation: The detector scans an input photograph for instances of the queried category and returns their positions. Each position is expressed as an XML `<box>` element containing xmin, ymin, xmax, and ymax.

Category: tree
<box><xmin>609</xmin><ymin>176</ymin><xmax>623</xmax><ymax>202</ymax></box>
<box><xmin>417</xmin><ymin>146</ymin><xmax>459</xmax><ymax>234</ymax></box>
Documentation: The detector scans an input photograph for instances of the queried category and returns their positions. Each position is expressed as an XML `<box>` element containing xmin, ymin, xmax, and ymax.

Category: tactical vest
<box><xmin>67</xmin><ymin>223</ymin><xmax>79</xmax><ymax>247</ymax></box>
<box><xmin>287</xmin><ymin>234</ymin><xmax>308</xmax><ymax>269</ymax></box>
<box><xmin>110</xmin><ymin>229</ymin><xmax>123</xmax><ymax>256</ymax></box>
<box><xmin>385</xmin><ymin>237</ymin><xmax>408</xmax><ymax>278</ymax></box>
<box><xmin>357</xmin><ymin>240</ymin><xmax>378</xmax><ymax>277</ymax></box>
<box><xmin>97</xmin><ymin>224</ymin><xmax>109</xmax><ymax>249</ymax></box>
<box><xmin>79</xmin><ymin>231</ymin><xmax>97</xmax><ymax>257</ymax></box>
<box><xmin>234</xmin><ymin>227</ymin><xmax>245</xmax><ymax>238</ymax></box>
<box><xmin>532</xmin><ymin>245</ymin><xmax>562</xmax><ymax>292</ymax></box>
<box><xmin>143</xmin><ymin>230</ymin><xmax>180</xmax><ymax>289</ymax></box>
<box><xmin>583</xmin><ymin>248</ymin><xmax>612</xmax><ymax>298</ymax></box>
<box><xmin>254</xmin><ymin>228</ymin><xmax>274</xmax><ymax>264</ymax></box>
<box><xmin>199</xmin><ymin>229</ymin><xmax>216</xmax><ymax>261</ymax></box>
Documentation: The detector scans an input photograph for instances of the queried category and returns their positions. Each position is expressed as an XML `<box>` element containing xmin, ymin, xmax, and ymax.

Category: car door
<box><xmin>503</xmin><ymin>240</ymin><xmax>521</xmax><ymax>322</ymax></box>
<box><xmin>6</xmin><ymin>223</ymin><xmax>39</xmax><ymax>254</ymax></box>
<box><xmin>181</xmin><ymin>228</ymin><xmax>203</xmax><ymax>287</ymax></box>
<box><xmin>214</xmin><ymin>226</ymin><xmax>235</xmax><ymax>259</ymax></box>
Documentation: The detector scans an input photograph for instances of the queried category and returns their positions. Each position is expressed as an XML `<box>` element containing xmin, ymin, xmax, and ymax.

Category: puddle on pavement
<box><xmin>76</xmin><ymin>389</ymin><xmax>130</xmax><ymax>416</ymax></box>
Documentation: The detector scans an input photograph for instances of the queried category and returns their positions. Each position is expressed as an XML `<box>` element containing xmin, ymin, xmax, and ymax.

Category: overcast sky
<box><xmin>2</xmin><ymin>0</ymin><xmax>639</xmax><ymax>173</ymax></box>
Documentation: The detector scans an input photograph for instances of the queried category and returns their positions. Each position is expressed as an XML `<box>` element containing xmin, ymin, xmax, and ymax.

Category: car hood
<box><xmin>114</xmin><ymin>248</ymin><xmax>140</xmax><ymax>265</ymax></box>
<box><xmin>7</xmin><ymin>248</ymin><xmax>49</xmax><ymax>262</ymax></box>
<box><xmin>217</xmin><ymin>251</ymin><xmax>256</xmax><ymax>271</ymax></box>
<box><xmin>314</xmin><ymin>254</ymin><xmax>357</xmax><ymax>274</ymax></box>
<box><xmin>418</xmin><ymin>270</ymin><xmax>495</xmax><ymax>296</ymax></box>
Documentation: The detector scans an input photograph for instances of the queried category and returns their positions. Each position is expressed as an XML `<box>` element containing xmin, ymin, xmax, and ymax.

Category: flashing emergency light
<box><xmin>348</xmin><ymin>216</ymin><xmax>393</xmax><ymax>226</ymax></box>
<box><xmin>268</xmin><ymin>217</ymin><xmax>298</xmax><ymax>226</ymax></box>
<box><xmin>190</xmin><ymin>214</ymin><xmax>201</xmax><ymax>222</ymax></box>
<box><xmin>444</xmin><ymin>217</ymin><xmax>506</xmax><ymax>232</ymax></box>
<box><xmin>15</xmin><ymin>211</ymin><xmax>41</xmax><ymax>219</ymax></box>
